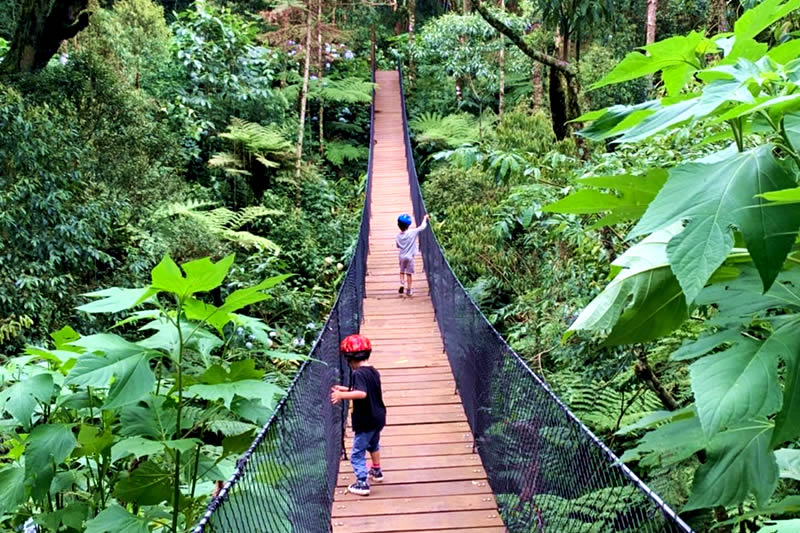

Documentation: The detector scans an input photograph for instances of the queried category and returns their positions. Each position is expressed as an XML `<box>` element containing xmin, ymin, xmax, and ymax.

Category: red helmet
<box><xmin>340</xmin><ymin>334</ymin><xmax>372</xmax><ymax>360</ymax></box>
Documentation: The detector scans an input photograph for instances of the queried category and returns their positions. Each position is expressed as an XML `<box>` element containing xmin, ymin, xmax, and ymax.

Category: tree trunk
<box><xmin>708</xmin><ymin>0</ymin><xmax>728</xmax><ymax>33</ymax></box>
<box><xmin>408</xmin><ymin>0</ymin><xmax>416</xmax><ymax>81</ymax></box>
<box><xmin>1</xmin><ymin>0</ymin><xmax>90</xmax><ymax>75</ymax></box>
<box><xmin>317</xmin><ymin>0</ymin><xmax>324</xmax><ymax>155</ymax></box>
<box><xmin>474</xmin><ymin>0</ymin><xmax>581</xmax><ymax>137</ymax></box>
<box><xmin>295</xmin><ymin>1</ymin><xmax>314</xmax><ymax>179</ymax></box>
<box><xmin>548</xmin><ymin>66</ymin><xmax>568</xmax><ymax>139</ymax></box>
<box><xmin>497</xmin><ymin>0</ymin><xmax>504</xmax><ymax>117</ymax></box>
<box><xmin>463</xmin><ymin>0</ymin><xmax>471</xmax><ymax>13</ymax></box>
<box><xmin>474</xmin><ymin>2</ymin><xmax>576</xmax><ymax>77</ymax></box>
<box><xmin>645</xmin><ymin>0</ymin><xmax>658</xmax><ymax>44</ymax></box>
<box><xmin>531</xmin><ymin>62</ymin><xmax>543</xmax><ymax>110</ymax></box>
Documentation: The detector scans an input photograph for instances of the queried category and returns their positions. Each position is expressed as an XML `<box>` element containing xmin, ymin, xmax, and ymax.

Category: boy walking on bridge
<box><xmin>396</xmin><ymin>213</ymin><xmax>430</xmax><ymax>296</ymax></box>
<box><xmin>331</xmin><ymin>334</ymin><xmax>386</xmax><ymax>496</ymax></box>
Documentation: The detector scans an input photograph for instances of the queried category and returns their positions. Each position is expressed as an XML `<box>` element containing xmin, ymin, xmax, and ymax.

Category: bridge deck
<box><xmin>330</xmin><ymin>71</ymin><xmax>505</xmax><ymax>533</ymax></box>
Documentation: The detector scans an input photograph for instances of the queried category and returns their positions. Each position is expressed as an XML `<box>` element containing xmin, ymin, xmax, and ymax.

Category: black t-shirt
<box><xmin>351</xmin><ymin>366</ymin><xmax>386</xmax><ymax>433</ymax></box>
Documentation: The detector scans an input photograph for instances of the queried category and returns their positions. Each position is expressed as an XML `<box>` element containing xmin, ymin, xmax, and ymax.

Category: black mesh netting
<box><xmin>397</xmin><ymin>67</ymin><xmax>694</xmax><ymax>533</ymax></box>
<box><xmin>192</xmin><ymin>76</ymin><xmax>375</xmax><ymax>533</ymax></box>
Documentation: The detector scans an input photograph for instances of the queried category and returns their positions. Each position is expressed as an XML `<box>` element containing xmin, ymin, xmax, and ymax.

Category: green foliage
<box><xmin>409</xmin><ymin>111</ymin><xmax>481</xmax><ymax>148</ymax></box>
<box><xmin>171</xmin><ymin>0</ymin><xmax>286</xmax><ymax>134</ymax></box>
<box><xmin>324</xmin><ymin>141</ymin><xmax>368</xmax><ymax>167</ymax></box>
<box><xmin>69</xmin><ymin>0</ymin><xmax>172</xmax><ymax>90</ymax></box>
<box><xmin>0</xmin><ymin>255</ymin><xmax>300</xmax><ymax>530</ymax></box>
<box><xmin>156</xmin><ymin>201</ymin><xmax>282</xmax><ymax>252</ymax></box>
<box><xmin>0</xmin><ymin>55</ymin><xmax>182</xmax><ymax>342</ymax></box>
<box><xmin>210</xmin><ymin>118</ymin><xmax>295</xmax><ymax>181</ymax></box>
<box><xmin>545</xmin><ymin>1</ymin><xmax>800</xmax><ymax>521</ymax></box>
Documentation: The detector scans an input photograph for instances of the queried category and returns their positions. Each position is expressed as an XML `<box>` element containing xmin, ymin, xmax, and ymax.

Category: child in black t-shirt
<box><xmin>331</xmin><ymin>334</ymin><xmax>386</xmax><ymax>496</ymax></box>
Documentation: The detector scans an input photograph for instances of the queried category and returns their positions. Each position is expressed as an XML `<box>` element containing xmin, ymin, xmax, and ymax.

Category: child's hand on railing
<box><xmin>331</xmin><ymin>386</ymin><xmax>347</xmax><ymax>404</ymax></box>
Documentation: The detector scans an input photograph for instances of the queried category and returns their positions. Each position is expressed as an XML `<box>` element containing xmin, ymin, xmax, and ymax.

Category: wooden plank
<box><xmin>332</xmin><ymin>510</ymin><xmax>503</xmax><ymax>532</ymax></box>
<box><xmin>331</xmin><ymin>494</ymin><xmax>497</xmax><ymax>517</ymax></box>
<box><xmin>364</xmin><ymin>442</ymin><xmax>475</xmax><ymax>458</ymax></box>
<box><xmin>334</xmin><ymin>480</ymin><xmax>492</xmax><ymax>502</ymax></box>
<box><xmin>340</xmin><ymin>454</ymin><xmax>481</xmax><ymax>471</ymax></box>
<box><xmin>383</xmin><ymin>395</ymin><xmax>460</xmax><ymax>407</ymax></box>
<box><xmin>343</xmin><ymin>431</ymin><xmax>472</xmax><ymax>446</ymax></box>
<box><xmin>331</xmin><ymin>70</ymin><xmax>504</xmax><ymax>533</ymax></box>
<box><xmin>338</xmin><ymin>466</ymin><xmax>488</xmax><ymax>487</ymax></box>
<box><xmin>376</xmin><ymin>366</ymin><xmax>452</xmax><ymax>376</ymax></box>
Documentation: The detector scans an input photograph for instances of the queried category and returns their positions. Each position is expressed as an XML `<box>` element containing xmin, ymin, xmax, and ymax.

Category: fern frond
<box><xmin>156</xmin><ymin>201</ymin><xmax>281</xmax><ymax>252</ymax></box>
<box><xmin>317</xmin><ymin>77</ymin><xmax>375</xmax><ymax>103</ymax></box>
<box><xmin>255</xmin><ymin>154</ymin><xmax>282</xmax><ymax>169</ymax></box>
<box><xmin>324</xmin><ymin>141</ymin><xmax>368</xmax><ymax>167</ymax></box>
<box><xmin>214</xmin><ymin>118</ymin><xmax>295</xmax><ymax>175</ymax></box>
<box><xmin>409</xmin><ymin>112</ymin><xmax>480</xmax><ymax>147</ymax></box>
<box><xmin>208</xmin><ymin>152</ymin><xmax>241</xmax><ymax>169</ymax></box>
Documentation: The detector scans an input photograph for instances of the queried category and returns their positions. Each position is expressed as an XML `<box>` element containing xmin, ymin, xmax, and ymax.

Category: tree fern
<box><xmin>211</xmin><ymin>118</ymin><xmax>294</xmax><ymax>176</ymax></box>
<box><xmin>157</xmin><ymin>200</ymin><xmax>281</xmax><ymax>252</ymax></box>
<box><xmin>317</xmin><ymin>77</ymin><xmax>374</xmax><ymax>103</ymax></box>
<box><xmin>409</xmin><ymin>111</ymin><xmax>480</xmax><ymax>147</ymax></box>
<box><xmin>324</xmin><ymin>141</ymin><xmax>368</xmax><ymax>167</ymax></box>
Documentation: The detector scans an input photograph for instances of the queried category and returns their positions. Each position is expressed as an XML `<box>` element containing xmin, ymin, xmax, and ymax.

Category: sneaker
<box><xmin>368</xmin><ymin>467</ymin><xmax>384</xmax><ymax>482</ymax></box>
<box><xmin>406</xmin><ymin>288</ymin><xmax>413</xmax><ymax>297</ymax></box>
<box><xmin>347</xmin><ymin>479</ymin><xmax>370</xmax><ymax>496</ymax></box>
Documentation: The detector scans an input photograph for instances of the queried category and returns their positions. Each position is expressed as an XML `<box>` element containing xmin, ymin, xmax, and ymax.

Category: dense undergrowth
<box><xmin>0</xmin><ymin>0</ymin><xmax>372</xmax><ymax>529</ymax></box>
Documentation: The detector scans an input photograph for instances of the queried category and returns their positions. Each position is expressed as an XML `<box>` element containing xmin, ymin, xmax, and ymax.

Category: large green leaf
<box><xmin>150</xmin><ymin>254</ymin><xmax>234</xmax><ymax>298</ymax></box>
<box><xmin>567</xmin><ymin>225</ymin><xmax>688</xmax><ymax>344</ymax></box>
<box><xmin>85</xmin><ymin>504</ymin><xmax>150</xmax><ymax>533</ymax></box>
<box><xmin>620</xmin><ymin>414</ymin><xmax>706</xmax><ymax>467</ymax></box>
<box><xmin>188</xmin><ymin>380</ymin><xmax>283</xmax><ymax>409</ymax></box>
<box><xmin>774</xmin><ymin>448</ymin><xmax>800</xmax><ymax>480</ymax></box>
<box><xmin>684</xmin><ymin>418</ymin><xmax>777</xmax><ymax>510</ymax></box>
<box><xmin>183</xmin><ymin>274</ymin><xmax>287</xmax><ymax>333</ymax></box>
<box><xmin>697</xmin><ymin>267</ymin><xmax>800</xmax><ymax>322</ymax></box>
<box><xmin>0</xmin><ymin>373</ymin><xmax>54</xmax><ymax>428</ymax></box>
<box><xmin>111</xmin><ymin>436</ymin><xmax>164</xmax><ymax>462</ymax></box>
<box><xmin>768</xmin><ymin>315</ymin><xmax>800</xmax><ymax>446</ymax></box>
<box><xmin>690</xmin><ymin>338</ymin><xmax>782</xmax><ymax>436</ymax></box>
<box><xmin>590</xmin><ymin>31</ymin><xmax>708</xmax><ymax>95</ymax></box>
<box><xmin>0</xmin><ymin>464</ymin><xmax>27</xmax><ymax>515</ymax></box>
<box><xmin>113</xmin><ymin>460</ymin><xmax>174</xmax><ymax>505</ymax></box>
<box><xmin>576</xmin><ymin>100</ymin><xmax>660</xmax><ymax>141</ymax></box>
<box><xmin>120</xmin><ymin>395</ymin><xmax>177</xmax><ymax>441</ymax></box>
<box><xmin>66</xmin><ymin>334</ymin><xmax>156</xmax><ymax>409</ymax></box>
<box><xmin>759</xmin><ymin>520</ymin><xmax>800</xmax><ymax>533</ymax></box>
<box><xmin>732</xmin><ymin>0</ymin><xmax>800</xmax><ymax>41</ymax></box>
<box><xmin>25</xmin><ymin>423</ymin><xmax>78</xmax><ymax>496</ymax></box>
<box><xmin>77</xmin><ymin>287</ymin><xmax>156</xmax><ymax>314</ymax></box>
<box><xmin>671</xmin><ymin>328</ymin><xmax>742</xmax><ymax>361</ymax></box>
<box><xmin>632</xmin><ymin>145</ymin><xmax>800</xmax><ymax>303</ymax></box>
<box><xmin>543</xmin><ymin>170</ymin><xmax>667</xmax><ymax>228</ymax></box>
<box><xmin>138</xmin><ymin>318</ymin><xmax>222</xmax><ymax>360</ymax></box>
<box><xmin>75</xmin><ymin>424</ymin><xmax>113</xmax><ymax>457</ymax></box>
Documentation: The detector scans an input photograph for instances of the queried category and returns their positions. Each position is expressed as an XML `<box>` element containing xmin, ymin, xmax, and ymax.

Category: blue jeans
<box><xmin>351</xmin><ymin>429</ymin><xmax>380</xmax><ymax>481</ymax></box>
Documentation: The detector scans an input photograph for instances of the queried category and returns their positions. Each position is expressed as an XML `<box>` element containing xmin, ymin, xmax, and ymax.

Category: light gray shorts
<box><xmin>399</xmin><ymin>256</ymin><xmax>415</xmax><ymax>274</ymax></box>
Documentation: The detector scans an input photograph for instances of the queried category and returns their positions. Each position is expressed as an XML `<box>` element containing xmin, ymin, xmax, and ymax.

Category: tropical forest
<box><xmin>2</xmin><ymin>0</ymin><xmax>800</xmax><ymax>531</ymax></box>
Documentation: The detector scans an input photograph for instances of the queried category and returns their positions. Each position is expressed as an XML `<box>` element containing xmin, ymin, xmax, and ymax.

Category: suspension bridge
<box><xmin>193</xmin><ymin>69</ymin><xmax>694</xmax><ymax>533</ymax></box>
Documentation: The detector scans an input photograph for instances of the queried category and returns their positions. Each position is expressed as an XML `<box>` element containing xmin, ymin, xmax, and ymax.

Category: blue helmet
<box><xmin>398</xmin><ymin>214</ymin><xmax>412</xmax><ymax>225</ymax></box>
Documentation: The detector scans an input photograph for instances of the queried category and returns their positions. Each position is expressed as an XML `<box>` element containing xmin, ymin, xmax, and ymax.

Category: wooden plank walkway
<box><xmin>331</xmin><ymin>70</ymin><xmax>506</xmax><ymax>533</ymax></box>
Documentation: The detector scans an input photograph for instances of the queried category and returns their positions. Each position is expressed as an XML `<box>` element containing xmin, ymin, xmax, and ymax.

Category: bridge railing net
<box><xmin>192</xmin><ymin>76</ymin><xmax>375</xmax><ymax>533</ymax></box>
<box><xmin>397</xmin><ymin>67</ymin><xmax>693</xmax><ymax>533</ymax></box>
